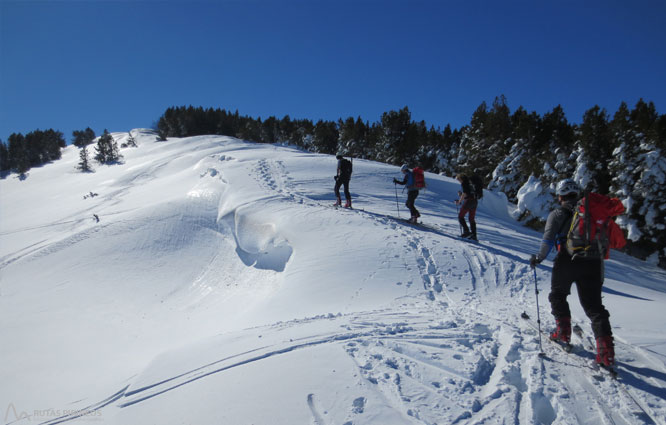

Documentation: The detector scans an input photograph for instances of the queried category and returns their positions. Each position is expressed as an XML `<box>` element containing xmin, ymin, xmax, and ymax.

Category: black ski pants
<box><xmin>334</xmin><ymin>176</ymin><xmax>351</xmax><ymax>201</ymax></box>
<box><xmin>406</xmin><ymin>190</ymin><xmax>420</xmax><ymax>218</ymax></box>
<box><xmin>549</xmin><ymin>254</ymin><xmax>611</xmax><ymax>338</ymax></box>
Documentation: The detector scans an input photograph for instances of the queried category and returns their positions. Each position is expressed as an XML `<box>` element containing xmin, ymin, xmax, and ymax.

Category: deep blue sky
<box><xmin>2</xmin><ymin>0</ymin><xmax>665</xmax><ymax>144</ymax></box>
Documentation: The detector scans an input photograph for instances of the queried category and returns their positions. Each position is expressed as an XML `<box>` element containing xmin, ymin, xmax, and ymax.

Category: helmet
<box><xmin>556</xmin><ymin>179</ymin><xmax>580</xmax><ymax>196</ymax></box>
<box><xmin>400</xmin><ymin>164</ymin><xmax>409</xmax><ymax>172</ymax></box>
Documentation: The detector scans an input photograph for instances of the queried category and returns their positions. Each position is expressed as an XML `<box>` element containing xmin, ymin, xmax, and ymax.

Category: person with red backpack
<box><xmin>455</xmin><ymin>174</ymin><xmax>478</xmax><ymax>241</ymax></box>
<box><xmin>393</xmin><ymin>164</ymin><xmax>424</xmax><ymax>223</ymax></box>
<box><xmin>529</xmin><ymin>178</ymin><xmax>626</xmax><ymax>370</ymax></box>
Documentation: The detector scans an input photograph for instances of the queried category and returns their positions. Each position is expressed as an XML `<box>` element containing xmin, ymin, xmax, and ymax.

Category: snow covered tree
<box><xmin>488</xmin><ymin>106</ymin><xmax>541</xmax><ymax>200</ymax></box>
<box><xmin>609</xmin><ymin>102</ymin><xmax>638</xmax><ymax>199</ymax></box>
<box><xmin>535</xmin><ymin>106</ymin><xmax>575</xmax><ymax>190</ymax></box>
<box><xmin>376</xmin><ymin>107</ymin><xmax>414</xmax><ymax>164</ymax></box>
<box><xmin>457</xmin><ymin>96</ymin><xmax>513</xmax><ymax>179</ymax></box>
<box><xmin>489</xmin><ymin>140</ymin><xmax>528</xmax><ymax>202</ymax></box>
<box><xmin>633</xmin><ymin>143</ymin><xmax>666</xmax><ymax>265</ymax></box>
<box><xmin>577</xmin><ymin>106</ymin><xmax>613</xmax><ymax>193</ymax></box>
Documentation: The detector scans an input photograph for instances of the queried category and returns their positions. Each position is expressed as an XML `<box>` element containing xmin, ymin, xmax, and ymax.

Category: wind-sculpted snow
<box><xmin>1</xmin><ymin>134</ymin><xmax>665</xmax><ymax>425</ymax></box>
<box><xmin>225</xmin><ymin>208</ymin><xmax>293</xmax><ymax>272</ymax></box>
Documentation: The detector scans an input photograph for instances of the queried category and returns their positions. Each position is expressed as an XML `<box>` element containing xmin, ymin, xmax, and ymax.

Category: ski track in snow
<box><xmin>2</xmin><ymin>137</ymin><xmax>665</xmax><ymax>425</ymax></box>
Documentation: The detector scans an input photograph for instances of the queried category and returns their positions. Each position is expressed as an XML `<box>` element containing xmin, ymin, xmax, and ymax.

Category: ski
<box><xmin>458</xmin><ymin>235</ymin><xmax>479</xmax><ymax>243</ymax></box>
<box><xmin>594</xmin><ymin>362</ymin><xmax>619</xmax><ymax>379</ymax></box>
<box><xmin>331</xmin><ymin>204</ymin><xmax>363</xmax><ymax>212</ymax></box>
<box><xmin>549</xmin><ymin>335</ymin><xmax>574</xmax><ymax>353</ymax></box>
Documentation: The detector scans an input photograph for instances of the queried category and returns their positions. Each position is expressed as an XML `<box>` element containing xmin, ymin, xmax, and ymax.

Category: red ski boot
<box><xmin>596</xmin><ymin>335</ymin><xmax>615</xmax><ymax>367</ymax></box>
<box><xmin>550</xmin><ymin>317</ymin><xmax>571</xmax><ymax>344</ymax></box>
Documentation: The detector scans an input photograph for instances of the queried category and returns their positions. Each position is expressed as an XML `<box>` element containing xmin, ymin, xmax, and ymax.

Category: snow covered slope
<box><xmin>1</xmin><ymin>132</ymin><xmax>665</xmax><ymax>425</ymax></box>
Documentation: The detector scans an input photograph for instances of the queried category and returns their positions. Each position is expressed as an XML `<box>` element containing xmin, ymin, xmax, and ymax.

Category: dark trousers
<box><xmin>406</xmin><ymin>190</ymin><xmax>420</xmax><ymax>217</ymax></box>
<box><xmin>458</xmin><ymin>198</ymin><xmax>477</xmax><ymax>235</ymax></box>
<box><xmin>549</xmin><ymin>254</ymin><xmax>611</xmax><ymax>338</ymax></box>
<box><xmin>335</xmin><ymin>177</ymin><xmax>351</xmax><ymax>200</ymax></box>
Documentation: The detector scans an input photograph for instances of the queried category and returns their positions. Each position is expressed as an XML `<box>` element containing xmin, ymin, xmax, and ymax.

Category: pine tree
<box><xmin>72</xmin><ymin>128</ymin><xmax>96</xmax><ymax>148</ymax></box>
<box><xmin>609</xmin><ymin>102</ymin><xmax>637</xmax><ymax>200</ymax></box>
<box><xmin>377</xmin><ymin>107</ymin><xmax>413</xmax><ymax>164</ymax></box>
<box><xmin>77</xmin><ymin>146</ymin><xmax>92</xmax><ymax>172</ymax></box>
<box><xmin>0</xmin><ymin>140</ymin><xmax>9</xmax><ymax>172</ymax></box>
<box><xmin>338</xmin><ymin>117</ymin><xmax>368</xmax><ymax>159</ymax></box>
<box><xmin>578</xmin><ymin>106</ymin><xmax>613</xmax><ymax>193</ymax></box>
<box><xmin>7</xmin><ymin>133</ymin><xmax>30</xmax><ymax>175</ymax></box>
<box><xmin>124</xmin><ymin>131</ymin><xmax>137</xmax><ymax>148</ymax></box>
<box><xmin>312</xmin><ymin>120</ymin><xmax>339</xmax><ymax>154</ymax></box>
<box><xmin>94</xmin><ymin>130</ymin><xmax>122</xmax><ymax>164</ymax></box>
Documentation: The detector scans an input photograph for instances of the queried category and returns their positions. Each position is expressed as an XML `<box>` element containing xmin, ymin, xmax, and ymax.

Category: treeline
<box><xmin>156</xmin><ymin>106</ymin><xmax>462</xmax><ymax>171</ymax></box>
<box><xmin>156</xmin><ymin>99</ymin><xmax>666</xmax><ymax>267</ymax></box>
<box><xmin>0</xmin><ymin>129</ymin><xmax>66</xmax><ymax>175</ymax></box>
<box><xmin>0</xmin><ymin>127</ymin><xmax>129</xmax><ymax>175</ymax></box>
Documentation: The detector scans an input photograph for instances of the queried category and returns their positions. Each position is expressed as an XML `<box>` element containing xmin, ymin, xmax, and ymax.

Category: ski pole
<box><xmin>533</xmin><ymin>268</ymin><xmax>545</xmax><ymax>357</ymax></box>
<box><xmin>394</xmin><ymin>182</ymin><xmax>400</xmax><ymax>217</ymax></box>
<box><xmin>455</xmin><ymin>201</ymin><xmax>462</xmax><ymax>236</ymax></box>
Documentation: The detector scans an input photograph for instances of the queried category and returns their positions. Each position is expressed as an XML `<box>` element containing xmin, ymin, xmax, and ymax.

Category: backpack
<box><xmin>340</xmin><ymin>158</ymin><xmax>353</xmax><ymax>179</ymax></box>
<box><xmin>470</xmin><ymin>174</ymin><xmax>484</xmax><ymax>199</ymax></box>
<box><xmin>565</xmin><ymin>192</ymin><xmax>626</xmax><ymax>260</ymax></box>
<box><xmin>412</xmin><ymin>167</ymin><xmax>426</xmax><ymax>189</ymax></box>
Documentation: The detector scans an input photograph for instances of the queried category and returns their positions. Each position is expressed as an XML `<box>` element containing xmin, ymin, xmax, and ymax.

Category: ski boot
<box><xmin>595</xmin><ymin>335</ymin><xmax>615</xmax><ymax>367</ymax></box>
<box><xmin>333</xmin><ymin>197</ymin><xmax>342</xmax><ymax>207</ymax></box>
<box><xmin>550</xmin><ymin>317</ymin><xmax>571</xmax><ymax>344</ymax></box>
<box><xmin>344</xmin><ymin>199</ymin><xmax>352</xmax><ymax>209</ymax></box>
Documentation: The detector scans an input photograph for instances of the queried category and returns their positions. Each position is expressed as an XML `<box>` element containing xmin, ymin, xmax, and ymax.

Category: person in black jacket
<box><xmin>455</xmin><ymin>174</ymin><xmax>478</xmax><ymax>240</ymax></box>
<box><xmin>529</xmin><ymin>179</ymin><xmax>616</xmax><ymax>368</ymax></box>
<box><xmin>334</xmin><ymin>154</ymin><xmax>352</xmax><ymax>208</ymax></box>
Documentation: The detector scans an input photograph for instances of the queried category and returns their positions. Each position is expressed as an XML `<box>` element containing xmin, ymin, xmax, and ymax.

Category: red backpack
<box><xmin>412</xmin><ymin>167</ymin><xmax>426</xmax><ymax>189</ymax></box>
<box><xmin>565</xmin><ymin>192</ymin><xmax>627</xmax><ymax>260</ymax></box>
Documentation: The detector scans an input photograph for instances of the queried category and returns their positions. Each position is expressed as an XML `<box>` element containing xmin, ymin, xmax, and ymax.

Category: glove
<box><xmin>393</xmin><ymin>178</ymin><xmax>398</xmax><ymax>184</ymax></box>
<box><xmin>334</xmin><ymin>175</ymin><xmax>338</xmax><ymax>181</ymax></box>
<box><xmin>529</xmin><ymin>255</ymin><xmax>541</xmax><ymax>269</ymax></box>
